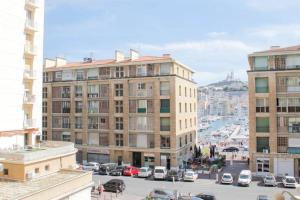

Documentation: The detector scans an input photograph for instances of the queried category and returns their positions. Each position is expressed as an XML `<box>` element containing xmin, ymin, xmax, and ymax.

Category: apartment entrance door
<box><xmin>132</xmin><ymin>152</ymin><xmax>142</xmax><ymax>167</ymax></box>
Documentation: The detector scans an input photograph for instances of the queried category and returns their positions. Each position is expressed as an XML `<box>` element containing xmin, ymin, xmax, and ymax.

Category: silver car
<box><xmin>149</xmin><ymin>189</ymin><xmax>178</xmax><ymax>200</ymax></box>
<box><xmin>263</xmin><ymin>174</ymin><xmax>276</xmax><ymax>187</ymax></box>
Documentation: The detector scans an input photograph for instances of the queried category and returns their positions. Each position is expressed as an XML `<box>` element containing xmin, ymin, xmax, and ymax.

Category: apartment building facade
<box><xmin>0</xmin><ymin>0</ymin><xmax>44</xmax><ymax>148</ymax></box>
<box><xmin>248</xmin><ymin>45</ymin><xmax>300</xmax><ymax>177</ymax></box>
<box><xmin>43</xmin><ymin>50</ymin><xmax>197</xmax><ymax>169</ymax></box>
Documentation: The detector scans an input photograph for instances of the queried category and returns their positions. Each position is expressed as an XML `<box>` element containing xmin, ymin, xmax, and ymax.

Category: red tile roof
<box><xmin>256</xmin><ymin>45</ymin><xmax>300</xmax><ymax>53</ymax></box>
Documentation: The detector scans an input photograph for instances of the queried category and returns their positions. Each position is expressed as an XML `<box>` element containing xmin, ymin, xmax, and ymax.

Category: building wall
<box><xmin>0</xmin><ymin>0</ymin><xmax>44</xmax><ymax>147</ymax></box>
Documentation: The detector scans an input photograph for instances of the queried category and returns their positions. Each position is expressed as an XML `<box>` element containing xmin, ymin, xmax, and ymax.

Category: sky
<box><xmin>44</xmin><ymin>0</ymin><xmax>300</xmax><ymax>86</ymax></box>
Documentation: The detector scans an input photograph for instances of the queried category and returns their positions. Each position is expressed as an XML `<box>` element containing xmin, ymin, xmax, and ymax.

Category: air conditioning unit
<box><xmin>26</xmin><ymin>171</ymin><xmax>35</xmax><ymax>180</ymax></box>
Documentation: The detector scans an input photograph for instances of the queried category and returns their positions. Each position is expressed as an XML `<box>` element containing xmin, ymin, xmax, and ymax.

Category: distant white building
<box><xmin>0</xmin><ymin>0</ymin><xmax>44</xmax><ymax>149</ymax></box>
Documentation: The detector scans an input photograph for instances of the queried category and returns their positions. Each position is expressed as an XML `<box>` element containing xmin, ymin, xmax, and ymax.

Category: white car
<box><xmin>263</xmin><ymin>174</ymin><xmax>277</xmax><ymax>187</ymax></box>
<box><xmin>138</xmin><ymin>167</ymin><xmax>152</xmax><ymax>178</ymax></box>
<box><xmin>221</xmin><ymin>173</ymin><xmax>233</xmax><ymax>184</ymax></box>
<box><xmin>82</xmin><ymin>162</ymin><xmax>99</xmax><ymax>171</ymax></box>
<box><xmin>154</xmin><ymin>166</ymin><xmax>167</xmax><ymax>180</ymax></box>
<box><xmin>183</xmin><ymin>171</ymin><xmax>198</xmax><ymax>182</ymax></box>
<box><xmin>238</xmin><ymin>170</ymin><xmax>252</xmax><ymax>186</ymax></box>
<box><xmin>282</xmin><ymin>176</ymin><xmax>297</xmax><ymax>188</ymax></box>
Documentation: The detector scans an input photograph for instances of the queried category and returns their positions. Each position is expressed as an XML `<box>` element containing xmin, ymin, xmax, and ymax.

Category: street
<box><xmin>92</xmin><ymin>174</ymin><xmax>298</xmax><ymax>200</ymax></box>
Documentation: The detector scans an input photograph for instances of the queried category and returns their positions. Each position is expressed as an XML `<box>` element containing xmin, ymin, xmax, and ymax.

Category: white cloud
<box><xmin>246</xmin><ymin>0</ymin><xmax>300</xmax><ymax>11</ymax></box>
<box><xmin>130</xmin><ymin>39</ymin><xmax>255</xmax><ymax>85</ymax></box>
<box><xmin>207</xmin><ymin>32</ymin><xmax>227</xmax><ymax>38</ymax></box>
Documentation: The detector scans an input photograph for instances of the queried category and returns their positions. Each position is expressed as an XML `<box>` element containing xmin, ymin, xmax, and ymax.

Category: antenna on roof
<box><xmin>90</xmin><ymin>52</ymin><xmax>95</xmax><ymax>60</ymax></box>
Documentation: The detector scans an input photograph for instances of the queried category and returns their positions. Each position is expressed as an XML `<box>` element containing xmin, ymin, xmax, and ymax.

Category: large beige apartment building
<box><xmin>248</xmin><ymin>45</ymin><xmax>300</xmax><ymax>177</ymax></box>
<box><xmin>43</xmin><ymin>50</ymin><xmax>197</xmax><ymax>169</ymax></box>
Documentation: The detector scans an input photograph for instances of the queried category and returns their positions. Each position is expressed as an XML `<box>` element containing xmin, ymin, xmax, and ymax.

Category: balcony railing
<box><xmin>24</xmin><ymin>42</ymin><xmax>37</xmax><ymax>55</ymax></box>
<box><xmin>75</xmin><ymin>139</ymin><xmax>83</xmax><ymax>145</ymax></box>
<box><xmin>25</xmin><ymin>0</ymin><xmax>39</xmax><ymax>7</ymax></box>
<box><xmin>255</xmin><ymin>87</ymin><xmax>269</xmax><ymax>93</ymax></box>
<box><xmin>288</xmin><ymin>125</ymin><xmax>300</xmax><ymax>133</ymax></box>
<box><xmin>24</xmin><ymin>119</ymin><xmax>36</xmax><ymax>128</ymax></box>
<box><xmin>75</xmin><ymin>124</ymin><xmax>82</xmax><ymax>129</ymax></box>
<box><xmin>25</xmin><ymin>19</ymin><xmax>37</xmax><ymax>31</ymax></box>
<box><xmin>24</xmin><ymin>94</ymin><xmax>35</xmax><ymax>104</ymax></box>
<box><xmin>256</xmin><ymin>106</ymin><xmax>269</xmax><ymax>113</ymax></box>
<box><xmin>256</xmin><ymin>126</ymin><xmax>269</xmax><ymax>132</ymax></box>
<box><xmin>278</xmin><ymin>146</ymin><xmax>288</xmax><ymax>153</ymax></box>
<box><xmin>24</xmin><ymin>69</ymin><xmax>36</xmax><ymax>79</ymax></box>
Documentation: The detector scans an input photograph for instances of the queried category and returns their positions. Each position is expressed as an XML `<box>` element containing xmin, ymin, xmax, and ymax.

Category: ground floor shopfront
<box><xmin>250</xmin><ymin>153</ymin><xmax>300</xmax><ymax>177</ymax></box>
<box><xmin>75</xmin><ymin>144</ymin><xmax>194</xmax><ymax>169</ymax></box>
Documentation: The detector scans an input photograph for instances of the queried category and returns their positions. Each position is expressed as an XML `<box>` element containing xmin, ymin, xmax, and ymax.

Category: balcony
<box><xmin>24</xmin><ymin>69</ymin><xmax>36</xmax><ymax>80</ymax></box>
<box><xmin>25</xmin><ymin>19</ymin><xmax>38</xmax><ymax>32</ymax></box>
<box><xmin>25</xmin><ymin>0</ymin><xmax>39</xmax><ymax>9</ymax></box>
<box><xmin>23</xmin><ymin>94</ymin><xmax>35</xmax><ymax>104</ymax></box>
<box><xmin>24</xmin><ymin>42</ymin><xmax>37</xmax><ymax>56</ymax></box>
<box><xmin>24</xmin><ymin>119</ymin><xmax>36</xmax><ymax>128</ymax></box>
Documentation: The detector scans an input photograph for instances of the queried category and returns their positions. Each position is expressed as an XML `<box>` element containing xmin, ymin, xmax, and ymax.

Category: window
<box><xmin>185</xmin><ymin>103</ymin><xmax>187</xmax><ymax>112</ymax></box>
<box><xmin>190</xmin><ymin>133</ymin><xmax>193</xmax><ymax>142</ymax></box>
<box><xmin>160</xmin><ymin>63</ymin><xmax>171</xmax><ymax>75</ymax></box>
<box><xmin>160</xmin><ymin>136</ymin><xmax>170</xmax><ymax>149</ymax></box>
<box><xmin>288</xmin><ymin>117</ymin><xmax>300</xmax><ymax>133</ymax></box>
<box><xmin>255</xmin><ymin>77</ymin><xmax>269</xmax><ymax>93</ymax></box>
<box><xmin>179</xmin><ymin>137</ymin><xmax>182</xmax><ymax>148</ymax></box>
<box><xmin>62</xmin><ymin>117</ymin><xmax>70</xmax><ymax>128</ymax></box>
<box><xmin>160</xmin><ymin>99</ymin><xmax>170</xmax><ymax>113</ymax></box>
<box><xmin>62</xmin><ymin>87</ymin><xmax>70</xmax><ymax>98</ymax></box>
<box><xmin>75</xmin><ymin>101</ymin><xmax>83</xmax><ymax>113</ymax></box>
<box><xmin>45</xmin><ymin>165</ymin><xmax>50</xmax><ymax>171</ymax></box>
<box><xmin>256</xmin><ymin>137</ymin><xmax>269</xmax><ymax>153</ymax></box>
<box><xmin>185</xmin><ymin>135</ymin><xmax>187</xmax><ymax>145</ymax></box>
<box><xmin>115</xmin><ymin>101</ymin><xmax>123</xmax><ymax>113</ymax></box>
<box><xmin>62</xmin><ymin>101</ymin><xmax>70</xmax><ymax>113</ymax></box>
<box><xmin>256</xmin><ymin>98</ymin><xmax>269</xmax><ymax>113</ymax></box>
<box><xmin>185</xmin><ymin>119</ymin><xmax>187</xmax><ymax>128</ymax></box>
<box><xmin>179</xmin><ymin>86</ymin><xmax>181</xmax><ymax>96</ymax></box>
<box><xmin>116</xmin><ymin>134</ymin><xmax>124</xmax><ymax>147</ymax></box>
<box><xmin>88</xmin><ymin>100</ymin><xmax>99</xmax><ymax>113</ymax></box>
<box><xmin>42</xmin><ymin>131</ymin><xmax>47</xmax><ymax>140</ymax></box>
<box><xmin>160</xmin><ymin>117</ymin><xmax>170</xmax><ymax>131</ymax></box>
<box><xmin>179</xmin><ymin>103</ymin><xmax>182</xmax><ymax>113</ymax></box>
<box><xmin>115</xmin><ymin>84</ymin><xmax>123</xmax><ymax>96</ymax></box>
<box><xmin>87</xmin><ymin>68</ymin><xmax>98</xmax><ymax>80</ymax></box>
<box><xmin>115</xmin><ymin>67</ymin><xmax>124</xmax><ymax>78</ymax></box>
<box><xmin>42</xmin><ymin>116</ymin><xmax>47</xmax><ymax>128</ymax></box>
<box><xmin>88</xmin><ymin>132</ymin><xmax>99</xmax><ymax>146</ymax></box>
<box><xmin>62</xmin><ymin>133</ymin><xmax>71</xmax><ymax>141</ymax></box>
<box><xmin>115</xmin><ymin>117</ymin><xmax>123</xmax><ymax>130</ymax></box>
<box><xmin>4</xmin><ymin>169</ymin><xmax>8</xmax><ymax>175</ymax></box>
<box><xmin>99</xmin><ymin>133</ymin><xmax>109</xmax><ymax>146</ymax></box>
<box><xmin>185</xmin><ymin>87</ymin><xmax>187</xmax><ymax>97</ymax></box>
<box><xmin>42</xmin><ymin>87</ymin><xmax>47</xmax><ymax>98</ymax></box>
<box><xmin>43</xmin><ymin>72</ymin><xmax>48</xmax><ymax>82</ymax></box>
<box><xmin>75</xmin><ymin>117</ymin><xmax>82</xmax><ymax>129</ymax></box>
<box><xmin>138</xmin><ymin>83</ymin><xmax>146</xmax><ymax>90</ymax></box>
<box><xmin>160</xmin><ymin>82</ymin><xmax>170</xmax><ymax>95</ymax></box>
<box><xmin>137</xmin><ymin>100</ymin><xmax>147</xmax><ymax>113</ymax></box>
<box><xmin>88</xmin><ymin>116</ymin><xmax>98</xmax><ymax>129</ymax></box>
<box><xmin>190</xmin><ymin>118</ymin><xmax>192</xmax><ymax>127</ymax></box>
<box><xmin>288</xmin><ymin>98</ymin><xmax>300</xmax><ymax>112</ymax></box>
<box><xmin>99</xmin><ymin>84</ymin><xmax>109</xmax><ymax>97</ymax></box>
<box><xmin>75</xmin><ymin>85</ymin><xmax>83</xmax><ymax>98</ymax></box>
<box><xmin>179</xmin><ymin>120</ymin><xmax>182</xmax><ymax>130</ymax></box>
<box><xmin>137</xmin><ymin>65</ymin><xmax>147</xmax><ymax>76</ymax></box>
<box><xmin>277</xmin><ymin>98</ymin><xmax>287</xmax><ymax>112</ymax></box>
<box><xmin>35</xmin><ymin>168</ymin><xmax>39</xmax><ymax>174</ymax></box>
<box><xmin>286</xmin><ymin>55</ymin><xmax>300</xmax><ymax>69</ymax></box>
<box><xmin>256</xmin><ymin>117</ymin><xmax>269</xmax><ymax>132</ymax></box>
<box><xmin>75</xmin><ymin>132</ymin><xmax>83</xmax><ymax>144</ymax></box>
<box><xmin>88</xmin><ymin>85</ymin><xmax>99</xmax><ymax>98</ymax></box>
<box><xmin>190</xmin><ymin>88</ymin><xmax>192</xmax><ymax>97</ymax></box>
<box><xmin>190</xmin><ymin>103</ymin><xmax>192</xmax><ymax>112</ymax></box>
<box><xmin>76</xmin><ymin>70</ymin><xmax>85</xmax><ymax>80</ymax></box>
<box><xmin>277</xmin><ymin>137</ymin><xmax>288</xmax><ymax>153</ymax></box>
<box><xmin>254</xmin><ymin>56</ymin><xmax>268</xmax><ymax>70</ymax></box>
<box><xmin>54</xmin><ymin>71</ymin><xmax>62</xmax><ymax>81</ymax></box>
<box><xmin>42</xmin><ymin>101</ymin><xmax>47</xmax><ymax>113</ymax></box>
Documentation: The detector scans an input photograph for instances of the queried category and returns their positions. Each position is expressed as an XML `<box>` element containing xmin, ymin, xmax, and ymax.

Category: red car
<box><xmin>123</xmin><ymin>166</ymin><xmax>139</xmax><ymax>176</ymax></box>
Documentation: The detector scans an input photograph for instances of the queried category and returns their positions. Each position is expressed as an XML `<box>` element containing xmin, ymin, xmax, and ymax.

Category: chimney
<box><xmin>270</xmin><ymin>46</ymin><xmax>280</xmax><ymax>50</ymax></box>
<box><xmin>130</xmin><ymin>49</ymin><xmax>139</xmax><ymax>60</ymax></box>
<box><xmin>56</xmin><ymin>57</ymin><xmax>67</xmax><ymax>67</ymax></box>
<box><xmin>163</xmin><ymin>54</ymin><xmax>171</xmax><ymax>58</ymax></box>
<box><xmin>115</xmin><ymin>50</ymin><xmax>125</xmax><ymax>62</ymax></box>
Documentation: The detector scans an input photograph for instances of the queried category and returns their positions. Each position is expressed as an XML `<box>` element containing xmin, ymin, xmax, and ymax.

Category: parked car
<box><xmin>179</xmin><ymin>196</ymin><xmax>204</xmax><ymax>200</ymax></box>
<box><xmin>154</xmin><ymin>166</ymin><xmax>168</xmax><ymax>180</ymax></box>
<box><xmin>138</xmin><ymin>167</ymin><xmax>152</xmax><ymax>178</ymax></box>
<box><xmin>123</xmin><ymin>166</ymin><xmax>139</xmax><ymax>176</ymax></box>
<box><xmin>166</xmin><ymin>169</ymin><xmax>183</xmax><ymax>181</ymax></box>
<box><xmin>221</xmin><ymin>173</ymin><xmax>233</xmax><ymax>184</ymax></box>
<box><xmin>183</xmin><ymin>170</ymin><xmax>198</xmax><ymax>182</ymax></box>
<box><xmin>103</xmin><ymin>179</ymin><xmax>125</xmax><ymax>193</ymax></box>
<box><xmin>109</xmin><ymin>165</ymin><xmax>126</xmax><ymax>176</ymax></box>
<box><xmin>82</xmin><ymin>162</ymin><xmax>99</xmax><ymax>171</ymax></box>
<box><xmin>257</xmin><ymin>195</ymin><xmax>270</xmax><ymax>200</ymax></box>
<box><xmin>195</xmin><ymin>193</ymin><xmax>216</xmax><ymax>200</ymax></box>
<box><xmin>149</xmin><ymin>189</ymin><xmax>178</xmax><ymax>200</ymax></box>
<box><xmin>263</xmin><ymin>174</ymin><xmax>277</xmax><ymax>187</ymax></box>
<box><xmin>99</xmin><ymin>163</ymin><xmax>117</xmax><ymax>175</ymax></box>
<box><xmin>237</xmin><ymin>170</ymin><xmax>252</xmax><ymax>186</ymax></box>
<box><xmin>282</xmin><ymin>176</ymin><xmax>297</xmax><ymax>188</ymax></box>
<box><xmin>222</xmin><ymin>147</ymin><xmax>239</xmax><ymax>152</ymax></box>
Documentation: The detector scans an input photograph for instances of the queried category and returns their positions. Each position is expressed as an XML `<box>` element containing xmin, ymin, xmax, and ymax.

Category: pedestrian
<box><xmin>98</xmin><ymin>184</ymin><xmax>104</xmax><ymax>197</ymax></box>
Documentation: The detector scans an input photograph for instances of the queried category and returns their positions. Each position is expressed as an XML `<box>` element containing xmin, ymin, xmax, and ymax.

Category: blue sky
<box><xmin>44</xmin><ymin>0</ymin><xmax>300</xmax><ymax>85</ymax></box>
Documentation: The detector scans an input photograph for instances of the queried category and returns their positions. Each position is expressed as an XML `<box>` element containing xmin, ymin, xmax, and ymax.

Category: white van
<box><xmin>238</xmin><ymin>170</ymin><xmax>252</xmax><ymax>186</ymax></box>
<box><xmin>154</xmin><ymin>166</ymin><xmax>167</xmax><ymax>180</ymax></box>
